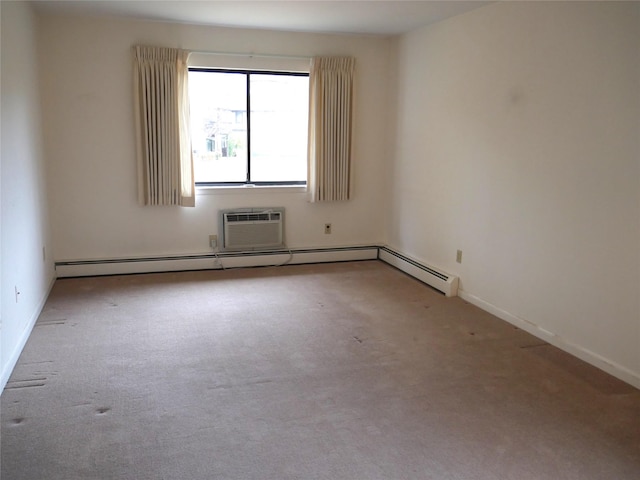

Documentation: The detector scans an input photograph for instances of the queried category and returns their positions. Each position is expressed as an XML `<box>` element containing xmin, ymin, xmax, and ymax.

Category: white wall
<box><xmin>37</xmin><ymin>14</ymin><xmax>393</xmax><ymax>262</ymax></box>
<box><xmin>0</xmin><ymin>1</ymin><xmax>55</xmax><ymax>390</ymax></box>
<box><xmin>390</xmin><ymin>2</ymin><xmax>640</xmax><ymax>386</ymax></box>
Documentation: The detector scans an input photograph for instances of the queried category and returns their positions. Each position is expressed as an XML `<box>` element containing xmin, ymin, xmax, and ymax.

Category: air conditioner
<box><xmin>219</xmin><ymin>208</ymin><xmax>285</xmax><ymax>251</ymax></box>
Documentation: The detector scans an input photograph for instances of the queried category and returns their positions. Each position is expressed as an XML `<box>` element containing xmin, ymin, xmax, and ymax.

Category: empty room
<box><xmin>1</xmin><ymin>1</ymin><xmax>639</xmax><ymax>478</ymax></box>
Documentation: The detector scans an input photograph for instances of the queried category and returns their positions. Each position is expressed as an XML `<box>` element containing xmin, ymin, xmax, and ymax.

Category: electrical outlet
<box><xmin>324</xmin><ymin>223</ymin><xmax>332</xmax><ymax>234</ymax></box>
<box><xmin>15</xmin><ymin>286</ymin><xmax>20</xmax><ymax>303</ymax></box>
<box><xmin>456</xmin><ymin>250</ymin><xmax>463</xmax><ymax>264</ymax></box>
<box><xmin>209</xmin><ymin>235</ymin><xmax>218</xmax><ymax>249</ymax></box>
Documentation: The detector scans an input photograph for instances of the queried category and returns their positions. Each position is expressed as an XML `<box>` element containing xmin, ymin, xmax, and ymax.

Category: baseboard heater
<box><xmin>54</xmin><ymin>246</ymin><xmax>379</xmax><ymax>277</ymax></box>
<box><xmin>378</xmin><ymin>247</ymin><xmax>459</xmax><ymax>297</ymax></box>
<box><xmin>54</xmin><ymin>244</ymin><xmax>458</xmax><ymax>297</ymax></box>
<box><xmin>219</xmin><ymin>207</ymin><xmax>284</xmax><ymax>251</ymax></box>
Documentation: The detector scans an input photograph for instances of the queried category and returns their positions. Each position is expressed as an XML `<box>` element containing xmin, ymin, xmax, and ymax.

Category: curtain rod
<box><xmin>188</xmin><ymin>50</ymin><xmax>311</xmax><ymax>61</ymax></box>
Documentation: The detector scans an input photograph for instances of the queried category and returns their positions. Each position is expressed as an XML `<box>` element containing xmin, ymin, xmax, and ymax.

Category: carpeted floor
<box><xmin>2</xmin><ymin>260</ymin><xmax>639</xmax><ymax>479</ymax></box>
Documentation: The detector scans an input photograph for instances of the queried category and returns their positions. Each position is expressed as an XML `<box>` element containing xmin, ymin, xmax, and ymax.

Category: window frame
<box><xmin>188</xmin><ymin>67</ymin><xmax>310</xmax><ymax>187</ymax></box>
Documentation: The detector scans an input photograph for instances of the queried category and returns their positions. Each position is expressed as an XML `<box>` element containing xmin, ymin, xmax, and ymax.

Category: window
<box><xmin>188</xmin><ymin>69</ymin><xmax>309</xmax><ymax>186</ymax></box>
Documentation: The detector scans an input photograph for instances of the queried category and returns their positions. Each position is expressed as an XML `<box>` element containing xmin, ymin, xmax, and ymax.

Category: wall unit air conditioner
<box><xmin>219</xmin><ymin>208</ymin><xmax>285</xmax><ymax>251</ymax></box>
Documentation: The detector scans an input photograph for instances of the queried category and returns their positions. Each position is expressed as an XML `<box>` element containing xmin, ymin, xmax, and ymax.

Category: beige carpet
<box><xmin>2</xmin><ymin>260</ymin><xmax>639</xmax><ymax>479</ymax></box>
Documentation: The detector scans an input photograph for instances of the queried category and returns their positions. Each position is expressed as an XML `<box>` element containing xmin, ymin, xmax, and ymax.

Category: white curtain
<box><xmin>132</xmin><ymin>45</ymin><xmax>195</xmax><ymax>207</ymax></box>
<box><xmin>307</xmin><ymin>57</ymin><xmax>355</xmax><ymax>202</ymax></box>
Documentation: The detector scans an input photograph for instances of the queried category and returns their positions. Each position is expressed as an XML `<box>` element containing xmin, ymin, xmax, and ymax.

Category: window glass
<box><xmin>250</xmin><ymin>74</ymin><xmax>309</xmax><ymax>182</ymax></box>
<box><xmin>189</xmin><ymin>71</ymin><xmax>247</xmax><ymax>183</ymax></box>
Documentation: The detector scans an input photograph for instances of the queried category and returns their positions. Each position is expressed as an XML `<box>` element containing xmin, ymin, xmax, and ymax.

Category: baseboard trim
<box><xmin>55</xmin><ymin>246</ymin><xmax>379</xmax><ymax>277</ymax></box>
<box><xmin>378</xmin><ymin>247</ymin><xmax>458</xmax><ymax>297</ymax></box>
<box><xmin>458</xmin><ymin>289</ymin><xmax>640</xmax><ymax>391</ymax></box>
<box><xmin>1</xmin><ymin>274</ymin><xmax>56</xmax><ymax>393</ymax></box>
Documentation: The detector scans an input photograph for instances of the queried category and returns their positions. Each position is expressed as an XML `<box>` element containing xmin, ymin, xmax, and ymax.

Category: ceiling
<box><xmin>33</xmin><ymin>1</ymin><xmax>490</xmax><ymax>36</ymax></box>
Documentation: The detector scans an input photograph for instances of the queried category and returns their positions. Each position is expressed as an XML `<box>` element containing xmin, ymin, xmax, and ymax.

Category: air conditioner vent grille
<box><xmin>226</xmin><ymin>213</ymin><xmax>281</xmax><ymax>223</ymax></box>
<box><xmin>219</xmin><ymin>208</ymin><xmax>284</xmax><ymax>251</ymax></box>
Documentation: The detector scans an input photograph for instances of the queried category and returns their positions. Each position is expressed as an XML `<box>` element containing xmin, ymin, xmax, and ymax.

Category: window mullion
<box><xmin>246</xmin><ymin>73</ymin><xmax>251</xmax><ymax>183</ymax></box>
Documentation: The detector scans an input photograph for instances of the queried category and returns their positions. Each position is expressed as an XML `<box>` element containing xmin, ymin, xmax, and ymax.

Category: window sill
<box><xmin>196</xmin><ymin>184</ymin><xmax>307</xmax><ymax>195</ymax></box>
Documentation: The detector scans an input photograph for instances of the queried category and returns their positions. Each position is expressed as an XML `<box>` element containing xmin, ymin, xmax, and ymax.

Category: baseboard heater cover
<box><xmin>55</xmin><ymin>246</ymin><xmax>459</xmax><ymax>297</ymax></box>
<box><xmin>378</xmin><ymin>247</ymin><xmax>459</xmax><ymax>297</ymax></box>
<box><xmin>54</xmin><ymin>246</ymin><xmax>379</xmax><ymax>277</ymax></box>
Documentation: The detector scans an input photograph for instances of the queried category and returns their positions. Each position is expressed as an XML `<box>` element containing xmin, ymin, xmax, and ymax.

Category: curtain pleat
<box><xmin>133</xmin><ymin>45</ymin><xmax>195</xmax><ymax>207</ymax></box>
<box><xmin>307</xmin><ymin>57</ymin><xmax>355</xmax><ymax>202</ymax></box>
